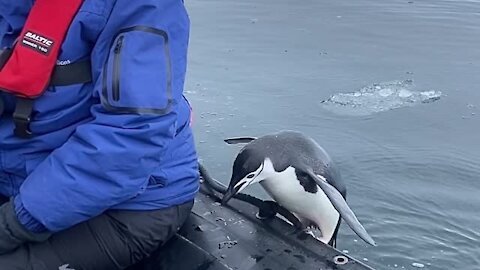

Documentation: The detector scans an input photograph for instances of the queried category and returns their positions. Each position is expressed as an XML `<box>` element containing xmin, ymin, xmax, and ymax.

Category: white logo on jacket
<box><xmin>25</xmin><ymin>31</ymin><xmax>53</xmax><ymax>46</ymax></box>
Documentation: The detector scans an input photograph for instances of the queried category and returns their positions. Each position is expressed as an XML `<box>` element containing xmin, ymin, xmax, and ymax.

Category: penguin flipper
<box><xmin>224</xmin><ymin>137</ymin><xmax>257</xmax><ymax>144</ymax></box>
<box><xmin>304</xmin><ymin>170</ymin><xmax>377</xmax><ymax>247</ymax></box>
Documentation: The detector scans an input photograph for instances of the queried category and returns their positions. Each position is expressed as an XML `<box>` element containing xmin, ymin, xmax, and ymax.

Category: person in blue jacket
<box><xmin>0</xmin><ymin>0</ymin><xmax>199</xmax><ymax>268</ymax></box>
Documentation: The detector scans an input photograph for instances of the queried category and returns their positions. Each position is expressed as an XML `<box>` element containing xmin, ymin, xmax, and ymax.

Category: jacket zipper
<box><xmin>112</xmin><ymin>35</ymin><xmax>124</xmax><ymax>101</ymax></box>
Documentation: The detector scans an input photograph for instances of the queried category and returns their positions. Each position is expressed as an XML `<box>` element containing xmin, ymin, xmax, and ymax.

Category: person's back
<box><xmin>0</xmin><ymin>0</ymin><xmax>199</xmax><ymax>268</ymax></box>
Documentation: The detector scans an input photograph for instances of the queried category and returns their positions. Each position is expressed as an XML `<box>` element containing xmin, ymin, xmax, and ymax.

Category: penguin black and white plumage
<box><xmin>221</xmin><ymin>130</ymin><xmax>376</xmax><ymax>247</ymax></box>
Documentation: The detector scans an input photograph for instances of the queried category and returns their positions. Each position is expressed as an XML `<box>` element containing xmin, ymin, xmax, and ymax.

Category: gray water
<box><xmin>183</xmin><ymin>0</ymin><xmax>480</xmax><ymax>269</ymax></box>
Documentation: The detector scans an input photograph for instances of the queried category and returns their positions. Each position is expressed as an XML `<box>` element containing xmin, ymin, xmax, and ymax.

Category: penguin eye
<box><xmin>246</xmin><ymin>173</ymin><xmax>255</xmax><ymax>179</ymax></box>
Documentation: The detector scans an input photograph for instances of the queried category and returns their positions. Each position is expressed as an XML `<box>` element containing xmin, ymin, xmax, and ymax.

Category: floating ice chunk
<box><xmin>379</xmin><ymin>88</ymin><xmax>394</xmax><ymax>97</ymax></box>
<box><xmin>412</xmin><ymin>262</ymin><xmax>425</xmax><ymax>268</ymax></box>
<box><xmin>398</xmin><ymin>89</ymin><xmax>412</xmax><ymax>98</ymax></box>
<box><xmin>320</xmin><ymin>80</ymin><xmax>442</xmax><ymax>116</ymax></box>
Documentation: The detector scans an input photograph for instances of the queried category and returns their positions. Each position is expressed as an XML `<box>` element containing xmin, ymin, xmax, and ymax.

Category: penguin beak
<box><xmin>221</xmin><ymin>185</ymin><xmax>238</xmax><ymax>205</ymax></box>
<box><xmin>221</xmin><ymin>178</ymin><xmax>254</xmax><ymax>204</ymax></box>
<box><xmin>222</xmin><ymin>164</ymin><xmax>264</xmax><ymax>205</ymax></box>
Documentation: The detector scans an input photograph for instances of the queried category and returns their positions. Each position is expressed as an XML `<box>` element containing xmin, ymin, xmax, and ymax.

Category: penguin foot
<box><xmin>256</xmin><ymin>201</ymin><xmax>278</xmax><ymax>220</ymax></box>
<box><xmin>286</xmin><ymin>223</ymin><xmax>308</xmax><ymax>236</ymax></box>
<box><xmin>294</xmin><ymin>228</ymin><xmax>316</xmax><ymax>240</ymax></box>
<box><xmin>255</xmin><ymin>212</ymin><xmax>271</xmax><ymax>220</ymax></box>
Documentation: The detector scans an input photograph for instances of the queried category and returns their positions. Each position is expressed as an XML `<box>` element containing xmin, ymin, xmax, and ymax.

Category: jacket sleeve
<box><xmin>13</xmin><ymin>1</ymin><xmax>189</xmax><ymax>232</ymax></box>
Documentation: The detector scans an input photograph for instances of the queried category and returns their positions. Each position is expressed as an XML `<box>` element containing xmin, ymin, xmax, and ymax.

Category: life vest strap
<box><xmin>50</xmin><ymin>60</ymin><xmax>92</xmax><ymax>86</ymax></box>
<box><xmin>0</xmin><ymin>49</ymin><xmax>92</xmax><ymax>87</ymax></box>
<box><xmin>13</xmin><ymin>97</ymin><xmax>34</xmax><ymax>138</ymax></box>
<box><xmin>0</xmin><ymin>49</ymin><xmax>92</xmax><ymax>138</ymax></box>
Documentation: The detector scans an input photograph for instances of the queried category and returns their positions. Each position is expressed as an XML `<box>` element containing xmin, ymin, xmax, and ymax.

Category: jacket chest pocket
<box><xmin>101</xmin><ymin>26</ymin><xmax>173</xmax><ymax>115</ymax></box>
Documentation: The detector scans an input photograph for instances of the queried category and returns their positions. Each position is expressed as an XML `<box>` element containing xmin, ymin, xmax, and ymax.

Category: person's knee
<box><xmin>115</xmin><ymin>201</ymin><xmax>194</xmax><ymax>262</ymax></box>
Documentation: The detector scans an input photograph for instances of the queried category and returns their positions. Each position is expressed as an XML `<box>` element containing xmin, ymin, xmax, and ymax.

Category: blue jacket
<box><xmin>0</xmin><ymin>0</ymin><xmax>199</xmax><ymax>232</ymax></box>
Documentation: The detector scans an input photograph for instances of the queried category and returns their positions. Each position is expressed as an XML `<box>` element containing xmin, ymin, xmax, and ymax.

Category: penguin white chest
<box><xmin>260</xmin><ymin>166</ymin><xmax>340</xmax><ymax>242</ymax></box>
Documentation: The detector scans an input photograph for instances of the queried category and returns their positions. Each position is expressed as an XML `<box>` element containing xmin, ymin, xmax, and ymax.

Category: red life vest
<box><xmin>0</xmin><ymin>0</ymin><xmax>91</xmax><ymax>138</ymax></box>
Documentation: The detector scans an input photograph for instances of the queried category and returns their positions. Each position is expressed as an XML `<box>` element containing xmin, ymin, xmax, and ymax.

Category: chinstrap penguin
<box><xmin>221</xmin><ymin>130</ymin><xmax>376</xmax><ymax>247</ymax></box>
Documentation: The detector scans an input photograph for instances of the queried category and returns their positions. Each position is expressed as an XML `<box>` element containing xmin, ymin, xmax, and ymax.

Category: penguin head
<box><xmin>222</xmin><ymin>146</ymin><xmax>274</xmax><ymax>204</ymax></box>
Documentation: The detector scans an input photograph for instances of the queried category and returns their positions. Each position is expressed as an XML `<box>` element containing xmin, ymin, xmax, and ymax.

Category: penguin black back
<box><xmin>238</xmin><ymin>130</ymin><xmax>346</xmax><ymax>197</ymax></box>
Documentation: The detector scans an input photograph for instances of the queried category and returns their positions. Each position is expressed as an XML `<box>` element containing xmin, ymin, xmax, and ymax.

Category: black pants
<box><xmin>0</xmin><ymin>200</ymin><xmax>194</xmax><ymax>270</ymax></box>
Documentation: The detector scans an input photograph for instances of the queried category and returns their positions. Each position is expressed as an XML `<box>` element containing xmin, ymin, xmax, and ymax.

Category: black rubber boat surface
<box><xmin>127</xmin><ymin>164</ymin><xmax>375</xmax><ymax>270</ymax></box>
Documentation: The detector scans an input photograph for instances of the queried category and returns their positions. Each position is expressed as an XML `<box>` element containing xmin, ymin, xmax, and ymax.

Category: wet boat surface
<box><xmin>128</xmin><ymin>173</ymin><xmax>374</xmax><ymax>270</ymax></box>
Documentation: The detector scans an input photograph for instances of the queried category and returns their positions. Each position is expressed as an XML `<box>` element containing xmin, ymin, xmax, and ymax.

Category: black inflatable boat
<box><xmin>129</xmin><ymin>164</ymin><xmax>375</xmax><ymax>270</ymax></box>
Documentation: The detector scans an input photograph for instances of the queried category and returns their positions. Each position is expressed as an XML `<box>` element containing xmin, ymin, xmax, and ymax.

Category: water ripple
<box><xmin>338</xmin><ymin>145</ymin><xmax>480</xmax><ymax>270</ymax></box>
